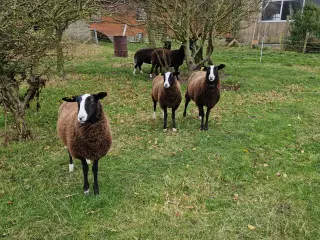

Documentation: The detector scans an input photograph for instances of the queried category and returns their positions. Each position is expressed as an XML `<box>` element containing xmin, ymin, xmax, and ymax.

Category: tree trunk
<box><xmin>0</xmin><ymin>76</ymin><xmax>31</xmax><ymax>140</ymax></box>
<box><xmin>56</xmin><ymin>28</ymin><xmax>65</xmax><ymax>77</ymax></box>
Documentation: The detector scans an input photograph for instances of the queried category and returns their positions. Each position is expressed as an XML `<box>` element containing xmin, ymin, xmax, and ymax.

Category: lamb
<box><xmin>183</xmin><ymin>64</ymin><xmax>225</xmax><ymax>130</ymax></box>
<box><xmin>57</xmin><ymin>92</ymin><xmax>112</xmax><ymax>195</ymax></box>
<box><xmin>150</xmin><ymin>45</ymin><xmax>185</xmax><ymax>79</ymax></box>
<box><xmin>133</xmin><ymin>41</ymin><xmax>171</xmax><ymax>75</ymax></box>
<box><xmin>152</xmin><ymin>71</ymin><xmax>182</xmax><ymax>131</ymax></box>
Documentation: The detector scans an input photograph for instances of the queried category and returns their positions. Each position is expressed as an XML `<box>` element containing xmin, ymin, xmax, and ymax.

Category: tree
<box><xmin>286</xmin><ymin>1</ymin><xmax>320</xmax><ymax>52</ymax></box>
<box><xmin>38</xmin><ymin>0</ymin><xmax>97</xmax><ymax>76</ymax></box>
<box><xmin>135</xmin><ymin>0</ymin><xmax>261</xmax><ymax>70</ymax></box>
<box><xmin>0</xmin><ymin>0</ymin><xmax>55</xmax><ymax>140</ymax></box>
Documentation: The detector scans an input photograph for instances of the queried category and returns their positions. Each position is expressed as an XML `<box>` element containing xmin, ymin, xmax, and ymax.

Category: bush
<box><xmin>286</xmin><ymin>2</ymin><xmax>320</xmax><ymax>53</ymax></box>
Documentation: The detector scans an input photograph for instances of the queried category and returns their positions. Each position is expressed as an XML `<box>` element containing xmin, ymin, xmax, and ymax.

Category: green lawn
<box><xmin>1</xmin><ymin>43</ymin><xmax>320</xmax><ymax>239</ymax></box>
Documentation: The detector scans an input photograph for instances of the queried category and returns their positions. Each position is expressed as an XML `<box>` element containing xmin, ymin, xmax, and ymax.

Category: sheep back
<box><xmin>151</xmin><ymin>49</ymin><xmax>171</xmax><ymax>67</ymax></box>
<box><xmin>186</xmin><ymin>71</ymin><xmax>220</xmax><ymax>109</ymax></box>
<box><xmin>134</xmin><ymin>48</ymin><xmax>154</xmax><ymax>64</ymax></box>
<box><xmin>57</xmin><ymin>102</ymin><xmax>112</xmax><ymax>161</ymax></box>
<box><xmin>152</xmin><ymin>75</ymin><xmax>182</xmax><ymax>110</ymax></box>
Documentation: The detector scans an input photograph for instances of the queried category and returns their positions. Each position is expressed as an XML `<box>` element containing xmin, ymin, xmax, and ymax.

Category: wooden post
<box><xmin>93</xmin><ymin>29</ymin><xmax>98</xmax><ymax>45</ymax></box>
<box><xmin>303</xmin><ymin>31</ymin><xmax>309</xmax><ymax>53</ymax></box>
<box><xmin>279</xmin><ymin>31</ymin><xmax>284</xmax><ymax>51</ymax></box>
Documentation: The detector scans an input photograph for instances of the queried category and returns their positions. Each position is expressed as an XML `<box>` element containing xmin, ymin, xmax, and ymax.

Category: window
<box><xmin>90</xmin><ymin>13</ymin><xmax>102</xmax><ymax>23</ymax></box>
<box><xmin>261</xmin><ymin>0</ymin><xmax>304</xmax><ymax>21</ymax></box>
<box><xmin>136</xmin><ymin>8</ymin><xmax>147</xmax><ymax>21</ymax></box>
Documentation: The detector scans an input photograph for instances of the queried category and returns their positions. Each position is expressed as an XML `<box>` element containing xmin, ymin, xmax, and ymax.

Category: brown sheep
<box><xmin>152</xmin><ymin>72</ymin><xmax>182</xmax><ymax>131</ymax></box>
<box><xmin>183</xmin><ymin>64</ymin><xmax>225</xmax><ymax>130</ymax></box>
<box><xmin>57</xmin><ymin>92</ymin><xmax>112</xmax><ymax>195</ymax></box>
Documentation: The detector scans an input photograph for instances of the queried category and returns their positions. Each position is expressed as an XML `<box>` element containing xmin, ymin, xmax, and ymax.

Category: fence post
<box><xmin>303</xmin><ymin>31</ymin><xmax>309</xmax><ymax>53</ymax></box>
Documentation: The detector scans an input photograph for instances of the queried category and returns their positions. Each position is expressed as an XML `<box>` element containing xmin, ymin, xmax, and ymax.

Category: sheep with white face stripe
<box><xmin>57</xmin><ymin>92</ymin><xmax>112</xmax><ymax>195</ymax></box>
<box><xmin>151</xmin><ymin>72</ymin><xmax>182</xmax><ymax>131</ymax></box>
<box><xmin>183</xmin><ymin>64</ymin><xmax>225</xmax><ymax>130</ymax></box>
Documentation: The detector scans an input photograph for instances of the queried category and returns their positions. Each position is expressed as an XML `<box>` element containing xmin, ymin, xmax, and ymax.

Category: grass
<box><xmin>1</xmin><ymin>42</ymin><xmax>320</xmax><ymax>239</ymax></box>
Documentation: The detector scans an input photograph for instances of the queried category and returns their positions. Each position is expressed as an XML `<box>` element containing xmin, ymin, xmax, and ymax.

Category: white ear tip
<box><xmin>69</xmin><ymin>164</ymin><xmax>74</xmax><ymax>172</ymax></box>
<box><xmin>86</xmin><ymin>159</ymin><xmax>91</xmax><ymax>164</ymax></box>
<box><xmin>84</xmin><ymin>190</ymin><xmax>90</xmax><ymax>195</ymax></box>
<box><xmin>152</xmin><ymin>112</ymin><xmax>156</xmax><ymax>119</ymax></box>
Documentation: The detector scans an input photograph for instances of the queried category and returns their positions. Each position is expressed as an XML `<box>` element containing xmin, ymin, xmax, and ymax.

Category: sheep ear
<box><xmin>62</xmin><ymin>96</ymin><xmax>77</xmax><ymax>102</ymax></box>
<box><xmin>217</xmin><ymin>64</ymin><xmax>225</xmax><ymax>70</ymax></box>
<box><xmin>95</xmin><ymin>92</ymin><xmax>108</xmax><ymax>100</ymax></box>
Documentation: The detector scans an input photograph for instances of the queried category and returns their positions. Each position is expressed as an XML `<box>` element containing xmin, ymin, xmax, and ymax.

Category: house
<box><xmin>237</xmin><ymin>0</ymin><xmax>320</xmax><ymax>44</ymax></box>
<box><xmin>89</xmin><ymin>7</ymin><xmax>147</xmax><ymax>43</ymax></box>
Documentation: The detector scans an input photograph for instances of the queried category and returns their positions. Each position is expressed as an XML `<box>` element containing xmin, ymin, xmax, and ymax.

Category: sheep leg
<box><xmin>204</xmin><ymin>107</ymin><xmax>211</xmax><ymax>131</ymax></box>
<box><xmin>183</xmin><ymin>94</ymin><xmax>191</xmax><ymax>117</ymax></box>
<box><xmin>92</xmin><ymin>160</ymin><xmax>99</xmax><ymax>195</ymax></box>
<box><xmin>150</xmin><ymin>64</ymin><xmax>155</xmax><ymax>78</ymax></box>
<box><xmin>152</xmin><ymin>101</ymin><xmax>157</xmax><ymax>119</ymax></box>
<box><xmin>163</xmin><ymin>107</ymin><xmax>168</xmax><ymax>131</ymax></box>
<box><xmin>80</xmin><ymin>158</ymin><xmax>90</xmax><ymax>194</ymax></box>
<box><xmin>172</xmin><ymin>108</ymin><xmax>177</xmax><ymax>131</ymax></box>
<box><xmin>68</xmin><ymin>150</ymin><xmax>74</xmax><ymax>172</ymax></box>
<box><xmin>198</xmin><ymin>105</ymin><xmax>205</xmax><ymax>130</ymax></box>
<box><xmin>174</xmin><ymin>66</ymin><xmax>179</xmax><ymax>79</ymax></box>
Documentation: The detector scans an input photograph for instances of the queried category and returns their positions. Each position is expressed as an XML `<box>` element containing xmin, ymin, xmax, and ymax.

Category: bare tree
<box><xmin>136</xmin><ymin>0</ymin><xmax>262</xmax><ymax>70</ymax></box>
<box><xmin>0</xmin><ymin>0</ymin><xmax>56</xmax><ymax>140</ymax></box>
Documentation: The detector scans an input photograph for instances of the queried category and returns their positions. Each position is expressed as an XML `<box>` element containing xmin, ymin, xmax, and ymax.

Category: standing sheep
<box><xmin>150</xmin><ymin>44</ymin><xmax>186</xmax><ymax>79</ymax></box>
<box><xmin>57</xmin><ymin>92</ymin><xmax>112</xmax><ymax>195</ymax></box>
<box><xmin>152</xmin><ymin>72</ymin><xmax>182</xmax><ymax>131</ymax></box>
<box><xmin>133</xmin><ymin>41</ymin><xmax>171</xmax><ymax>75</ymax></box>
<box><xmin>183</xmin><ymin>64</ymin><xmax>225</xmax><ymax>130</ymax></box>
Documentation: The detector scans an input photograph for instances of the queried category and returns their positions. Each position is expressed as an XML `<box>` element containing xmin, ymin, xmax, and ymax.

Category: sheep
<box><xmin>57</xmin><ymin>92</ymin><xmax>112</xmax><ymax>195</ymax></box>
<box><xmin>183</xmin><ymin>64</ymin><xmax>226</xmax><ymax>130</ymax></box>
<box><xmin>133</xmin><ymin>41</ymin><xmax>171</xmax><ymax>75</ymax></box>
<box><xmin>150</xmin><ymin>45</ymin><xmax>185</xmax><ymax>79</ymax></box>
<box><xmin>152</xmin><ymin>71</ymin><xmax>182</xmax><ymax>131</ymax></box>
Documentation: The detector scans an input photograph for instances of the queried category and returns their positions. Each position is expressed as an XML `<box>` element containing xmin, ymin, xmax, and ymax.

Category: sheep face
<box><xmin>163</xmin><ymin>72</ymin><xmax>179</xmax><ymax>88</ymax></box>
<box><xmin>62</xmin><ymin>92</ymin><xmax>108</xmax><ymax>124</ymax></box>
<box><xmin>205</xmin><ymin>64</ymin><xmax>225</xmax><ymax>83</ymax></box>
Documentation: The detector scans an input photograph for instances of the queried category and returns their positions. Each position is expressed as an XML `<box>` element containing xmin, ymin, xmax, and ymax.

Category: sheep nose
<box><xmin>164</xmin><ymin>84</ymin><xmax>170</xmax><ymax>88</ymax></box>
<box><xmin>79</xmin><ymin>116</ymin><xmax>85</xmax><ymax>122</ymax></box>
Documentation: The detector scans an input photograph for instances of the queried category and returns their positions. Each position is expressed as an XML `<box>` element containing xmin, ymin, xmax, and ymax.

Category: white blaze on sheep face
<box><xmin>78</xmin><ymin>94</ymin><xmax>90</xmax><ymax>123</ymax></box>
<box><xmin>164</xmin><ymin>72</ymin><xmax>172</xmax><ymax>88</ymax></box>
<box><xmin>208</xmin><ymin>66</ymin><xmax>216</xmax><ymax>82</ymax></box>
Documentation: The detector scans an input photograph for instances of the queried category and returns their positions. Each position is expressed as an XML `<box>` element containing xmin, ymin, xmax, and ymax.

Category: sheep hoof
<box><xmin>152</xmin><ymin>112</ymin><xmax>156</xmax><ymax>119</ymax></box>
<box><xmin>133</xmin><ymin>69</ymin><xmax>136</xmax><ymax>75</ymax></box>
<box><xmin>199</xmin><ymin>116</ymin><xmax>202</xmax><ymax>120</ymax></box>
<box><xmin>172</xmin><ymin>128</ymin><xmax>177</xmax><ymax>132</ymax></box>
<box><xmin>69</xmin><ymin>164</ymin><xmax>74</xmax><ymax>172</ymax></box>
<box><xmin>140</xmin><ymin>70</ymin><xmax>143</xmax><ymax>74</ymax></box>
<box><xmin>163</xmin><ymin>128</ymin><xmax>167</xmax><ymax>132</ymax></box>
<box><xmin>84</xmin><ymin>189</ymin><xmax>90</xmax><ymax>195</ymax></box>
<box><xmin>86</xmin><ymin>159</ymin><xmax>91</xmax><ymax>164</ymax></box>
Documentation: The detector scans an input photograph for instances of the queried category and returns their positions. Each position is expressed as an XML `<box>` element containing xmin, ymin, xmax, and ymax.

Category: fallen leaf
<box><xmin>192</xmin><ymin>148</ymin><xmax>196</xmax><ymax>151</ymax></box>
<box><xmin>301</xmin><ymin>150</ymin><xmax>305</xmax><ymax>154</ymax></box>
<box><xmin>244</xmin><ymin>149</ymin><xmax>248</xmax><ymax>153</ymax></box>
<box><xmin>283</xmin><ymin>173</ymin><xmax>288</xmax><ymax>178</ymax></box>
<box><xmin>248</xmin><ymin>224</ymin><xmax>256</xmax><ymax>231</ymax></box>
<box><xmin>287</xmin><ymin>124</ymin><xmax>292</xmax><ymax>127</ymax></box>
<box><xmin>7</xmin><ymin>201</ymin><xmax>13</xmax><ymax>205</ymax></box>
<box><xmin>276</xmin><ymin>172</ymin><xmax>281</xmax><ymax>177</ymax></box>
<box><xmin>185</xmin><ymin>206</ymin><xmax>194</xmax><ymax>209</ymax></box>
<box><xmin>233</xmin><ymin>194</ymin><xmax>239</xmax><ymax>201</ymax></box>
<box><xmin>263</xmin><ymin>163</ymin><xmax>269</xmax><ymax>167</ymax></box>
